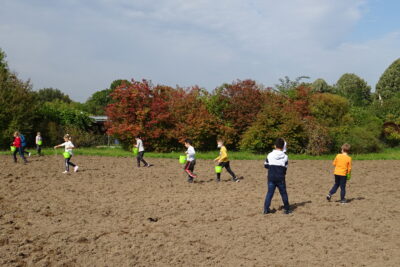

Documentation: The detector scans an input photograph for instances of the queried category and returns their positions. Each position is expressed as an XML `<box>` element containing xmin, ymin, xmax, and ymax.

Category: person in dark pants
<box><xmin>134</xmin><ymin>136</ymin><xmax>149</xmax><ymax>167</ymax></box>
<box><xmin>263</xmin><ymin>138</ymin><xmax>292</xmax><ymax>215</ymax></box>
<box><xmin>327</xmin><ymin>143</ymin><xmax>352</xmax><ymax>204</ymax></box>
<box><xmin>36</xmin><ymin>132</ymin><xmax>43</xmax><ymax>156</ymax></box>
<box><xmin>184</xmin><ymin>139</ymin><xmax>197</xmax><ymax>183</ymax></box>
<box><xmin>214</xmin><ymin>139</ymin><xmax>239</xmax><ymax>182</ymax></box>
<box><xmin>12</xmin><ymin>131</ymin><xmax>28</xmax><ymax>164</ymax></box>
<box><xmin>54</xmin><ymin>134</ymin><xmax>79</xmax><ymax>174</ymax></box>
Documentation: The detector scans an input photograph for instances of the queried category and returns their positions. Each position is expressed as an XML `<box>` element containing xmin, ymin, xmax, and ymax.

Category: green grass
<box><xmin>2</xmin><ymin>146</ymin><xmax>400</xmax><ymax>160</ymax></box>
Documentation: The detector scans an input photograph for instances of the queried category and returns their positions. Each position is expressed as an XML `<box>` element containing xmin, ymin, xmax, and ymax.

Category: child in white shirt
<box><xmin>54</xmin><ymin>134</ymin><xmax>79</xmax><ymax>174</ymax></box>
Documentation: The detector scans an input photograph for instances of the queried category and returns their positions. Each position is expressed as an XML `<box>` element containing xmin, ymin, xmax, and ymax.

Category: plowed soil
<box><xmin>0</xmin><ymin>155</ymin><xmax>399</xmax><ymax>266</ymax></box>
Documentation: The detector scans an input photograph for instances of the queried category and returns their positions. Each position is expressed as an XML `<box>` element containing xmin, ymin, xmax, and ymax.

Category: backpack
<box><xmin>20</xmin><ymin>134</ymin><xmax>27</xmax><ymax>147</ymax></box>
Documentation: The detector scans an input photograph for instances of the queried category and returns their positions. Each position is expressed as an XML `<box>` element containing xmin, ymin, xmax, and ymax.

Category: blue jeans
<box><xmin>264</xmin><ymin>179</ymin><xmax>290</xmax><ymax>212</ymax></box>
<box><xmin>329</xmin><ymin>175</ymin><xmax>347</xmax><ymax>200</ymax></box>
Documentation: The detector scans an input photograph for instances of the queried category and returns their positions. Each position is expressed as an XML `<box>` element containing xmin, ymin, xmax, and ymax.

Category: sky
<box><xmin>0</xmin><ymin>0</ymin><xmax>399</xmax><ymax>102</ymax></box>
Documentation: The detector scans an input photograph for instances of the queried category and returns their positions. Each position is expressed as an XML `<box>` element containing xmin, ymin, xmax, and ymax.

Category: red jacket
<box><xmin>13</xmin><ymin>137</ymin><xmax>21</xmax><ymax>148</ymax></box>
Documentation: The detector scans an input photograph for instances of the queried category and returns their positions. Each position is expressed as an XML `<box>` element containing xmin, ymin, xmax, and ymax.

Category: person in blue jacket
<box><xmin>19</xmin><ymin>133</ymin><xmax>31</xmax><ymax>157</ymax></box>
<box><xmin>263</xmin><ymin>138</ymin><xmax>292</xmax><ymax>215</ymax></box>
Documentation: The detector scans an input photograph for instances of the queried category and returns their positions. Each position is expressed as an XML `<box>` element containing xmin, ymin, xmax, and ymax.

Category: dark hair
<box><xmin>341</xmin><ymin>143</ymin><xmax>351</xmax><ymax>153</ymax></box>
<box><xmin>184</xmin><ymin>139</ymin><xmax>192</xmax><ymax>145</ymax></box>
<box><xmin>275</xmin><ymin>138</ymin><xmax>285</xmax><ymax>149</ymax></box>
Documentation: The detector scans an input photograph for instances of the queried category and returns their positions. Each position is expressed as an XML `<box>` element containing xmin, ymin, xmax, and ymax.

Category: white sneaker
<box><xmin>28</xmin><ymin>152</ymin><xmax>31</xmax><ymax>157</ymax></box>
<box><xmin>74</xmin><ymin>166</ymin><xmax>79</xmax><ymax>172</ymax></box>
<box><xmin>62</xmin><ymin>171</ymin><xmax>68</xmax><ymax>174</ymax></box>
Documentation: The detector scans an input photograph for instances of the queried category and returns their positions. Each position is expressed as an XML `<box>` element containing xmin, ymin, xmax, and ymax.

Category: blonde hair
<box><xmin>64</xmin><ymin>134</ymin><xmax>71</xmax><ymax>140</ymax></box>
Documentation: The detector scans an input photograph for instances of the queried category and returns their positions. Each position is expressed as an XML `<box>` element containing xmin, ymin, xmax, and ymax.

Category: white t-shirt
<box><xmin>136</xmin><ymin>139</ymin><xmax>145</xmax><ymax>152</ymax></box>
<box><xmin>61</xmin><ymin>141</ymin><xmax>74</xmax><ymax>155</ymax></box>
<box><xmin>186</xmin><ymin>146</ymin><xmax>195</xmax><ymax>161</ymax></box>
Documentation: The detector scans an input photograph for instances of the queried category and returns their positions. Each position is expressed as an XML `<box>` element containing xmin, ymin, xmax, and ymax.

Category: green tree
<box><xmin>85</xmin><ymin>79</ymin><xmax>131</xmax><ymax>115</ymax></box>
<box><xmin>336</xmin><ymin>73</ymin><xmax>371</xmax><ymax>106</ymax></box>
<box><xmin>376</xmin><ymin>58</ymin><xmax>400</xmax><ymax>99</ymax></box>
<box><xmin>311</xmin><ymin>78</ymin><xmax>334</xmax><ymax>93</ymax></box>
<box><xmin>275</xmin><ymin>76</ymin><xmax>310</xmax><ymax>96</ymax></box>
<box><xmin>0</xmin><ymin>68</ymin><xmax>38</xmax><ymax>147</ymax></box>
<box><xmin>36</xmin><ymin>87</ymin><xmax>72</xmax><ymax>103</ymax></box>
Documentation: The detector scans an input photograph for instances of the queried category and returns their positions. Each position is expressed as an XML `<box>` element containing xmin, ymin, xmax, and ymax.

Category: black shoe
<box><xmin>187</xmin><ymin>178</ymin><xmax>193</xmax><ymax>183</ymax></box>
<box><xmin>284</xmin><ymin>209</ymin><xmax>293</xmax><ymax>215</ymax></box>
<box><xmin>263</xmin><ymin>210</ymin><xmax>271</xmax><ymax>214</ymax></box>
<box><xmin>232</xmin><ymin>177</ymin><xmax>239</xmax><ymax>182</ymax></box>
<box><xmin>216</xmin><ymin>178</ymin><xmax>220</xmax><ymax>182</ymax></box>
<box><xmin>326</xmin><ymin>194</ymin><xmax>332</xmax><ymax>201</ymax></box>
<box><xmin>340</xmin><ymin>199</ymin><xmax>347</xmax><ymax>204</ymax></box>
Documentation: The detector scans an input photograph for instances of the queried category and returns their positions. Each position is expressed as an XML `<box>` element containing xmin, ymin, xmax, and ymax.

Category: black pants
<box><xmin>21</xmin><ymin>146</ymin><xmax>29</xmax><ymax>156</ymax></box>
<box><xmin>36</xmin><ymin>145</ymin><xmax>42</xmax><ymax>155</ymax></box>
<box><xmin>216</xmin><ymin>161</ymin><xmax>237</xmax><ymax>180</ymax></box>
<box><xmin>65</xmin><ymin>156</ymin><xmax>76</xmax><ymax>172</ymax></box>
<box><xmin>13</xmin><ymin>147</ymin><xmax>28</xmax><ymax>163</ymax></box>
<box><xmin>329</xmin><ymin>175</ymin><xmax>347</xmax><ymax>200</ymax></box>
<box><xmin>184</xmin><ymin>160</ymin><xmax>196</xmax><ymax>180</ymax></box>
<box><xmin>137</xmin><ymin>151</ymin><xmax>148</xmax><ymax>167</ymax></box>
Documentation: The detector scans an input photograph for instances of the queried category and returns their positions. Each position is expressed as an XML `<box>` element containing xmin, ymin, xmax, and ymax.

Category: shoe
<box><xmin>28</xmin><ymin>152</ymin><xmax>31</xmax><ymax>157</ymax></box>
<box><xmin>232</xmin><ymin>178</ymin><xmax>240</xmax><ymax>182</ymax></box>
<box><xmin>187</xmin><ymin>178</ymin><xmax>194</xmax><ymax>183</ymax></box>
<box><xmin>263</xmin><ymin>209</ymin><xmax>271</xmax><ymax>214</ymax></box>
<box><xmin>62</xmin><ymin>171</ymin><xmax>68</xmax><ymax>174</ymax></box>
<box><xmin>340</xmin><ymin>199</ymin><xmax>347</xmax><ymax>204</ymax></box>
<box><xmin>74</xmin><ymin>166</ymin><xmax>79</xmax><ymax>172</ymax></box>
<box><xmin>326</xmin><ymin>194</ymin><xmax>332</xmax><ymax>201</ymax></box>
<box><xmin>284</xmin><ymin>209</ymin><xmax>293</xmax><ymax>215</ymax></box>
<box><xmin>216</xmin><ymin>178</ymin><xmax>221</xmax><ymax>182</ymax></box>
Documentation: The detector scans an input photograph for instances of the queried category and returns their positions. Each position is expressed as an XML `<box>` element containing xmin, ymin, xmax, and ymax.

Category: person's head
<box><xmin>135</xmin><ymin>135</ymin><xmax>141</xmax><ymax>140</ymax></box>
<box><xmin>63</xmin><ymin>134</ymin><xmax>71</xmax><ymax>142</ymax></box>
<box><xmin>37</xmin><ymin>132</ymin><xmax>41</xmax><ymax>136</ymax></box>
<box><xmin>274</xmin><ymin>138</ymin><xmax>285</xmax><ymax>150</ymax></box>
<box><xmin>217</xmin><ymin>139</ymin><xmax>224</xmax><ymax>148</ymax></box>
<box><xmin>14</xmin><ymin>131</ymin><xmax>19</xmax><ymax>137</ymax></box>
<box><xmin>184</xmin><ymin>139</ymin><xmax>192</xmax><ymax>148</ymax></box>
<box><xmin>341</xmin><ymin>143</ymin><xmax>351</xmax><ymax>154</ymax></box>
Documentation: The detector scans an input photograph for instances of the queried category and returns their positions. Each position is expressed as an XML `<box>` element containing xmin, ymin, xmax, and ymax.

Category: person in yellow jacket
<box><xmin>214</xmin><ymin>139</ymin><xmax>239</xmax><ymax>182</ymax></box>
<box><xmin>326</xmin><ymin>143</ymin><xmax>352</xmax><ymax>203</ymax></box>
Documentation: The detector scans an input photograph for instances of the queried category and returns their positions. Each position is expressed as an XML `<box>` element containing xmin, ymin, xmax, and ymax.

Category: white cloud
<box><xmin>0</xmin><ymin>0</ymin><xmax>398</xmax><ymax>101</ymax></box>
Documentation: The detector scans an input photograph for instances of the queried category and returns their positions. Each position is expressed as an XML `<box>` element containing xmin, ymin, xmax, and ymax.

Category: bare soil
<box><xmin>0</xmin><ymin>155</ymin><xmax>399</xmax><ymax>266</ymax></box>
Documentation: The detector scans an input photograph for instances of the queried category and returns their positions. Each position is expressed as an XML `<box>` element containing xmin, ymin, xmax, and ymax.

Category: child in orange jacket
<box><xmin>326</xmin><ymin>143</ymin><xmax>352</xmax><ymax>203</ymax></box>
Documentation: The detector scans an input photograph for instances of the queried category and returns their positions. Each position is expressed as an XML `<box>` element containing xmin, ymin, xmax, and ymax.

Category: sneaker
<box><xmin>263</xmin><ymin>210</ymin><xmax>271</xmax><ymax>214</ymax></box>
<box><xmin>187</xmin><ymin>178</ymin><xmax>194</xmax><ymax>183</ymax></box>
<box><xmin>74</xmin><ymin>166</ymin><xmax>79</xmax><ymax>172</ymax></box>
<box><xmin>326</xmin><ymin>194</ymin><xmax>332</xmax><ymax>201</ymax></box>
<box><xmin>62</xmin><ymin>171</ymin><xmax>68</xmax><ymax>174</ymax></box>
<box><xmin>284</xmin><ymin>209</ymin><xmax>293</xmax><ymax>214</ymax></box>
<box><xmin>340</xmin><ymin>199</ymin><xmax>347</xmax><ymax>204</ymax></box>
<box><xmin>216</xmin><ymin>178</ymin><xmax>221</xmax><ymax>183</ymax></box>
<box><xmin>28</xmin><ymin>152</ymin><xmax>31</xmax><ymax>157</ymax></box>
<box><xmin>232</xmin><ymin>178</ymin><xmax>240</xmax><ymax>182</ymax></box>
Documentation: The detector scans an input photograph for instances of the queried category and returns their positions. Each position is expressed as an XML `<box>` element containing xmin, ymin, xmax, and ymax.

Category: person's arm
<box><xmin>348</xmin><ymin>158</ymin><xmax>352</xmax><ymax>174</ymax></box>
<box><xmin>54</xmin><ymin>142</ymin><xmax>66</xmax><ymax>149</ymax></box>
<box><xmin>264</xmin><ymin>156</ymin><xmax>269</xmax><ymax>169</ymax></box>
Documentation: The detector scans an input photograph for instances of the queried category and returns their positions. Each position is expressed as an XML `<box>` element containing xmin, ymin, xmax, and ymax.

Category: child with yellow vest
<box><xmin>214</xmin><ymin>139</ymin><xmax>239</xmax><ymax>182</ymax></box>
<box><xmin>327</xmin><ymin>143</ymin><xmax>352</xmax><ymax>203</ymax></box>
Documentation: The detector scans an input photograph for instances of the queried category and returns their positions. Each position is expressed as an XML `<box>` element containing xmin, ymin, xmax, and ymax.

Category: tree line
<box><xmin>1</xmin><ymin>47</ymin><xmax>400</xmax><ymax>154</ymax></box>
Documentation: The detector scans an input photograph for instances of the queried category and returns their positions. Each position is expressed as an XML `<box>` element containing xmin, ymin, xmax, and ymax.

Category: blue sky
<box><xmin>0</xmin><ymin>0</ymin><xmax>399</xmax><ymax>102</ymax></box>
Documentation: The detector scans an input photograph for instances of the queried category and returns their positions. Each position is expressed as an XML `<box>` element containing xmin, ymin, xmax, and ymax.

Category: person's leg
<box><xmin>277</xmin><ymin>180</ymin><xmax>290</xmax><ymax>211</ymax></box>
<box><xmin>224</xmin><ymin>161</ymin><xmax>238</xmax><ymax>181</ymax></box>
<box><xmin>65</xmin><ymin>158</ymin><xmax>70</xmax><ymax>172</ymax></box>
<box><xmin>216</xmin><ymin>162</ymin><xmax>224</xmax><ymax>181</ymax></box>
<box><xmin>18</xmin><ymin>147</ymin><xmax>28</xmax><ymax>163</ymax></box>
<box><xmin>67</xmin><ymin>156</ymin><xmax>76</xmax><ymax>168</ymax></box>
<box><xmin>140</xmin><ymin>151</ymin><xmax>148</xmax><ymax>166</ymax></box>
<box><xmin>264</xmin><ymin>181</ymin><xmax>277</xmax><ymax>213</ymax></box>
<box><xmin>37</xmin><ymin>145</ymin><xmax>41</xmax><ymax>156</ymax></box>
<box><xmin>329</xmin><ymin>175</ymin><xmax>340</xmax><ymax>196</ymax></box>
<box><xmin>13</xmin><ymin>149</ymin><xmax>18</xmax><ymax>162</ymax></box>
<box><xmin>136</xmin><ymin>152</ymin><xmax>141</xmax><ymax>167</ymax></box>
<box><xmin>339</xmin><ymin>176</ymin><xmax>347</xmax><ymax>201</ymax></box>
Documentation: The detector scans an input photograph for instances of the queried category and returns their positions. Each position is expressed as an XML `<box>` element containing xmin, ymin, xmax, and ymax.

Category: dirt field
<box><xmin>0</xmin><ymin>155</ymin><xmax>399</xmax><ymax>267</ymax></box>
